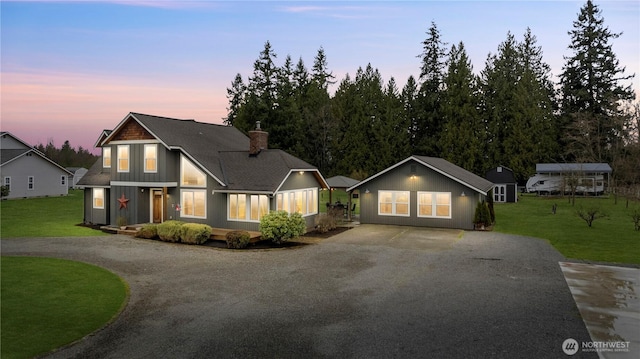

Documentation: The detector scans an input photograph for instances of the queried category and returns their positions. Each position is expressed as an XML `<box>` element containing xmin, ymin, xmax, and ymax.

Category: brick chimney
<box><xmin>249</xmin><ymin>121</ymin><xmax>268</xmax><ymax>155</ymax></box>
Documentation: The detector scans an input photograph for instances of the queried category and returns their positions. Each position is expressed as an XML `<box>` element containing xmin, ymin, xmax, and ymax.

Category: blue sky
<box><xmin>1</xmin><ymin>0</ymin><xmax>638</xmax><ymax>153</ymax></box>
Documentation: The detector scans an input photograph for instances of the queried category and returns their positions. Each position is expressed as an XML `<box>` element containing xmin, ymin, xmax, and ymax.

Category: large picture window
<box><xmin>229</xmin><ymin>194</ymin><xmax>269</xmax><ymax>221</ymax></box>
<box><xmin>144</xmin><ymin>144</ymin><xmax>157</xmax><ymax>173</ymax></box>
<box><xmin>103</xmin><ymin>147</ymin><xmax>111</xmax><ymax>168</ymax></box>
<box><xmin>276</xmin><ymin>188</ymin><xmax>318</xmax><ymax>216</ymax></box>
<box><xmin>378</xmin><ymin>191</ymin><xmax>409</xmax><ymax>216</ymax></box>
<box><xmin>418</xmin><ymin>192</ymin><xmax>451</xmax><ymax>218</ymax></box>
<box><xmin>180</xmin><ymin>156</ymin><xmax>206</xmax><ymax>187</ymax></box>
<box><xmin>93</xmin><ymin>188</ymin><xmax>104</xmax><ymax>209</ymax></box>
<box><xmin>117</xmin><ymin>145</ymin><xmax>129</xmax><ymax>172</ymax></box>
<box><xmin>181</xmin><ymin>190</ymin><xmax>206</xmax><ymax>218</ymax></box>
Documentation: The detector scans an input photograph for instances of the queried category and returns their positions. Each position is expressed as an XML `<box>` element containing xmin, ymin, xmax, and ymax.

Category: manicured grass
<box><xmin>0</xmin><ymin>190</ymin><xmax>103</xmax><ymax>238</ymax></box>
<box><xmin>493</xmin><ymin>194</ymin><xmax>640</xmax><ymax>265</ymax></box>
<box><xmin>0</xmin><ymin>256</ymin><xmax>128</xmax><ymax>359</ymax></box>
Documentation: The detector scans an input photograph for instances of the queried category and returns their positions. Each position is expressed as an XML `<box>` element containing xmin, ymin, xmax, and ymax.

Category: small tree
<box><xmin>575</xmin><ymin>206</ymin><xmax>608</xmax><ymax>228</ymax></box>
<box><xmin>631</xmin><ymin>208</ymin><xmax>640</xmax><ymax>231</ymax></box>
<box><xmin>1</xmin><ymin>185</ymin><xmax>9</xmax><ymax>198</ymax></box>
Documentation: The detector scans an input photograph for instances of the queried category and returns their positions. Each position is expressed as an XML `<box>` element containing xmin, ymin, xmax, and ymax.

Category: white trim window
<box><xmin>229</xmin><ymin>194</ymin><xmax>269</xmax><ymax>222</ymax></box>
<box><xmin>103</xmin><ymin>147</ymin><xmax>112</xmax><ymax>168</ymax></box>
<box><xmin>180</xmin><ymin>155</ymin><xmax>206</xmax><ymax>187</ymax></box>
<box><xmin>93</xmin><ymin>188</ymin><xmax>105</xmax><ymax>209</ymax></box>
<box><xmin>117</xmin><ymin>145</ymin><xmax>129</xmax><ymax>173</ymax></box>
<box><xmin>418</xmin><ymin>192</ymin><xmax>451</xmax><ymax>219</ymax></box>
<box><xmin>144</xmin><ymin>144</ymin><xmax>157</xmax><ymax>173</ymax></box>
<box><xmin>181</xmin><ymin>190</ymin><xmax>206</xmax><ymax>218</ymax></box>
<box><xmin>27</xmin><ymin>176</ymin><xmax>34</xmax><ymax>190</ymax></box>
<box><xmin>378</xmin><ymin>190</ymin><xmax>410</xmax><ymax>216</ymax></box>
<box><xmin>276</xmin><ymin>188</ymin><xmax>318</xmax><ymax>216</ymax></box>
<box><xmin>3</xmin><ymin>177</ymin><xmax>10</xmax><ymax>192</ymax></box>
<box><xmin>61</xmin><ymin>175</ymin><xmax>66</xmax><ymax>186</ymax></box>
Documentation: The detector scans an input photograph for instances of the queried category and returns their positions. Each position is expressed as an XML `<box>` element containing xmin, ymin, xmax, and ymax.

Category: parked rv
<box><xmin>525</xmin><ymin>163</ymin><xmax>611</xmax><ymax>195</ymax></box>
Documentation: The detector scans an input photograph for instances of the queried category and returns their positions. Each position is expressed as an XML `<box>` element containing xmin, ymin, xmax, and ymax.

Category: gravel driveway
<box><xmin>1</xmin><ymin>225</ymin><xmax>595</xmax><ymax>358</ymax></box>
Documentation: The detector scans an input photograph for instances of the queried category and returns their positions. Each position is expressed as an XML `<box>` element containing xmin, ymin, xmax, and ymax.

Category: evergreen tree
<box><xmin>225</xmin><ymin>73</ymin><xmax>246</xmax><ymax>126</ymax></box>
<box><xmin>439</xmin><ymin>42</ymin><xmax>485</xmax><ymax>174</ymax></box>
<box><xmin>559</xmin><ymin>0</ymin><xmax>635</xmax><ymax>162</ymax></box>
<box><xmin>415</xmin><ymin>21</ymin><xmax>447</xmax><ymax>155</ymax></box>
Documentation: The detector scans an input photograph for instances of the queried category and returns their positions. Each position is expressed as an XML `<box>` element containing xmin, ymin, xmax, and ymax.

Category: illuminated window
<box><xmin>418</xmin><ymin>192</ymin><xmax>451</xmax><ymax>219</ymax></box>
<box><xmin>180</xmin><ymin>156</ymin><xmax>206</xmax><ymax>187</ymax></box>
<box><xmin>378</xmin><ymin>191</ymin><xmax>410</xmax><ymax>216</ymax></box>
<box><xmin>181</xmin><ymin>190</ymin><xmax>206</xmax><ymax>218</ymax></box>
<box><xmin>93</xmin><ymin>188</ymin><xmax>104</xmax><ymax>209</ymax></box>
<box><xmin>144</xmin><ymin>144</ymin><xmax>157</xmax><ymax>173</ymax></box>
<box><xmin>117</xmin><ymin>145</ymin><xmax>129</xmax><ymax>172</ymax></box>
<box><xmin>103</xmin><ymin>147</ymin><xmax>111</xmax><ymax>168</ymax></box>
<box><xmin>275</xmin><ymin>188</ymin><xmax>318</xmax><ymax>216</ymax></box>
<box><xmin>229</xmin><ymin>194</ymin><xmax>269</xmax><ymax>221</ymax></box>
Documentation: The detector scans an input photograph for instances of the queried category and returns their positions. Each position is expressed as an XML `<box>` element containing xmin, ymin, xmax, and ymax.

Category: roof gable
<box><xmin>347</xmin><ymin>155</ymin><xmax>494</xmax><ymax>195</ymax></box>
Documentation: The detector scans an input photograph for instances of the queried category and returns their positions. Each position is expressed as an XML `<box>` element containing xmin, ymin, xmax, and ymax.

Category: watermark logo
<box><xmin>562</xmin><ymin>338</ymin><xmax>579</xmax><ymax>356</ymax></box>
<box><xmin>563</xmin><ymin>338</ymin><xmax>631</xmax><ymax>355</ymax></box>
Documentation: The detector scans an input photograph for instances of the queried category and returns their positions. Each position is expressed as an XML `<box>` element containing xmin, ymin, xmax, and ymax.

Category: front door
<box><xmin>152</xmin><ymin>190</ymin><xmax>163</xmax><ymax>223</ymax></box>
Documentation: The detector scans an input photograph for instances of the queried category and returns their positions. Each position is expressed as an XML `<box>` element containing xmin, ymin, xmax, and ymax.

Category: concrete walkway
<box><xmin>1</xmin><ymin>226</ymin><xmax>600</xmax><ymax>358</ymax></box>
<box><xmin>560</xmin><ymin>262</ymin><xmax>640</xmax><ymax>358</ymax></box>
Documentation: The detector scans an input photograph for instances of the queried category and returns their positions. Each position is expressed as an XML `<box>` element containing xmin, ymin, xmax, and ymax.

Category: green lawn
<box><xmin>0</xmin><ymin>190</ymin><xmax>103</xmax><ymax>238</ymax></box>
<box><xmin>0</xmin><ymin>256</ymin><xmax>128</xmax><ymax>359</ymax></box>
<box><xmin>493</xmin><ymin>194</ymin><xmax>640</xmax><ymax>265</ymax></box>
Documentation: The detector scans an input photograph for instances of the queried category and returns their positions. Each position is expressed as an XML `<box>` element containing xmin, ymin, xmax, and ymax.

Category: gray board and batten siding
<box><xmin>349</xmin><ymin>156</ymin><xmax>495</xmax><ymax>230</ymax></box>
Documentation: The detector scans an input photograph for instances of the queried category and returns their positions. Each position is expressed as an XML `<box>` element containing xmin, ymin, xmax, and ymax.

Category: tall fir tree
<box><xmin>225</xmin><ymin>73</ymin><xmax>246</xmax><ymax>126</ymax></box>
<box><xmin>439</xmin><ymin>42</ymin><xmax>485</xmax><ymax>175</ymax></box>
<box><xmin>559</xmin><ymin>0</ymin><xmax>635</xmax><ymax>162</ymax></box>
<box><xmin>415</xmin><ymin>21</ymin><xmax>447</xmax><ymax>155</ymax></box>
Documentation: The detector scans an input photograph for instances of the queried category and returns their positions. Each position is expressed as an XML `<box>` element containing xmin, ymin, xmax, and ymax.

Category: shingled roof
<box><xmin>347</xmin><ymin>155</ymin><xmax>495</xmax><ymax>195</ymax></box>
<box><xmin>88</xmin><ymin>112</ymin><xmax>327</xmax><ymax>191</ymax></box>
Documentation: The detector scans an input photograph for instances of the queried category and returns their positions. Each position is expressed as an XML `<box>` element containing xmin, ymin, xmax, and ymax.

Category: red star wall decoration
<box><xmin>118</xmin><ymin>193</ymin><xmax>129</xmax><ymax>209</ymax></box>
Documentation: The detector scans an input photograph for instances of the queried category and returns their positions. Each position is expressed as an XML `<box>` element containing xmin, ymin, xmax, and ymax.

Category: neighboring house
<box><xmin>525</xmin><ymin>163</ymin><xmax>612</xmax><ymax>195</ymax></box>
<box><xmin>77</xmin><ymin>112</ymin><xmax>328</xmax><ymax>231</ymax></box>
<box><xmin>485</xmin><ymin>166</ymin><xmax>518</xmax><ymax>203</ymax></box>
<box><xmin>66</xmin><ymin>167</ymin><xmax>88</xmax><ymax>189</ymax></box>
<box><xmin>347</xmin><ymin>155</ymin><xmax>495</xmax><ymax>230</ymax></box>
<box><xmin>0</xmin><ymin>132</ymin><xmax>72</xmax><ymax>199</ymax></box>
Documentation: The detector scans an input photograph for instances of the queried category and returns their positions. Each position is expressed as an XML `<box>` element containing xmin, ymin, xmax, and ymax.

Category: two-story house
<box><xmin>1</xmin><ymin>132</ymin><xmax>72</xmax><ymax>199</ymax></box>
<box><xmin>78</xmin><ymin>112</ymin><xmax>328</xmax><ymax>232</ymax></box>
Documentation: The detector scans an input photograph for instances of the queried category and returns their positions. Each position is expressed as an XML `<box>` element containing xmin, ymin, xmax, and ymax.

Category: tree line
<box><xmin>35</xmin><ymin>140</ymin><xmax>98</xmax><ymax>169</ymax></box>
<box><xmin>226</xmin><ymin>0</ymin><xmax>637</xmax><ymax>189</ymax></box>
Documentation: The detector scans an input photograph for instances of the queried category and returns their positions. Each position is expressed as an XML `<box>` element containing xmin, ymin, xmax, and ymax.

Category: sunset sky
<box><xmin>1</xmin><ymin>0</ymin><xmax>638</xmax><ymax>154</ymax></box>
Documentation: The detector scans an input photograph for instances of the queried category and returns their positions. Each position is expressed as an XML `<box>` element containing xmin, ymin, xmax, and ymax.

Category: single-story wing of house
<box><xmin>77</xmin><ymin>112</ymin><xmax>328</xmax><ymax>231</ymax></box>
<box><xmin>485</xmin><ymin>165</ymin><xmax>518</xmax><ymax>203</ymax></box>
<box><xmin>347</xmin><ymin>155</ymin><xmax>495</xmax><ymax>230</ymax></box>
<box><xmin>1</xmin><ymin>132</ymin><xmax>72</xmax><ymax>199</ymax></box>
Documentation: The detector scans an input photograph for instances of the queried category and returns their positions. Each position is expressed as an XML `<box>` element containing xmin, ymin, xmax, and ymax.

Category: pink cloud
<box><xmin>1</xmin><ymin>69</ymin><xmax>229</xmax><ymax>155</ymax></box>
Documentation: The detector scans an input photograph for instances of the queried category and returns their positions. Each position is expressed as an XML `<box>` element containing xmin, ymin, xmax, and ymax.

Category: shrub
<box><xmin>315</xmin><ymin>213</ymin><xmax>337</xmax><ymax>233</ymax></box>
<box><xmin>156</xmin><ymin>220</ymin><xmax>184</xmax><ymax>242</ymax></box>
<box><xmin>260</xmin><ymin>210</ymin><xmax>306</xmax><ymax>244</ymax></box>
<box><xmin>225</xmin><ymin>230</ymin><xmax>251</xmax><ymax>249</ymax></box>
<box><xmin>135</xmin><ymin>224</ymin><xmax>158</xmax><ymax>239</ymax></box>
<box><xmin>473</xmin><ymin>201</ymin><xmax>492</xmax><ymax>229</ymax></box>
<box><xmin>1</xmin><ymin>185</ymin><xmax>9</xmax><ymax>197</ymax></box>
<box><xmin>180</xmin><ymin>223</ymin><xmax>212</xmax><ymax>245</ymax></box>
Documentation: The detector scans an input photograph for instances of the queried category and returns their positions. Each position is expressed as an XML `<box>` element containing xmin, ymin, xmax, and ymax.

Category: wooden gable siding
<box><xmin>111</xmin><ymin>119</ymin><xmax>155</xmax><ymax>141</ymax></box>
<box><xmin>358</xmin><ymin>160</ymin><xmax>479</xmax><ymax>230</ymax></box>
